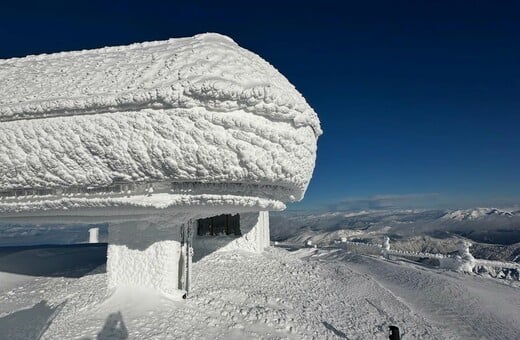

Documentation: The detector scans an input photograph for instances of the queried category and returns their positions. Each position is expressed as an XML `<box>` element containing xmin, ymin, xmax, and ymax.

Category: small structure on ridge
<box><xmin>0</xmin><ymin>33</ymin><xmax>321</xmax><ymax>298</ymax></box>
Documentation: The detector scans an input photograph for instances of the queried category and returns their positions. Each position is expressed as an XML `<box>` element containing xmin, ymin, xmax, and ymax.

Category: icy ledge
<box><xmin>0</xmin><ymin>193</ymin><xmax>284</xmax><ymax>220</ymax></box>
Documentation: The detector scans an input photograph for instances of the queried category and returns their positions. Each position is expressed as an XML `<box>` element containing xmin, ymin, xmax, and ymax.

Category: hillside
<box><xmin>271</xmin><ymin>208</ymin><xmax>520</xmax><ymax>263</ymax></box>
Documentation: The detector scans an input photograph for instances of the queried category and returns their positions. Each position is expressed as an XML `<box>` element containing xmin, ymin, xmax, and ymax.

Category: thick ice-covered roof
<box><xmin>0</xmin><ymin>33</ymin><xmax>321</xmax><ymax>216</ymax></box>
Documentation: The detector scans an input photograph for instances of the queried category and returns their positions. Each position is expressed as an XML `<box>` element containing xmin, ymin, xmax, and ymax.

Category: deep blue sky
<box><xmin>1</xmin><ymin>1</ymin><xmax>518</xmax><ymax>210</ymax></box>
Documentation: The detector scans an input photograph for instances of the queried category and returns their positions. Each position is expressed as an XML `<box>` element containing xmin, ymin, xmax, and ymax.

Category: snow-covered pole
<box><xmin>89</xmin><ymin>227</ymin><xmax>99</xmax><ymax>243</ymax></box>
<box><xmin>457</xmin><ymin>239</ymin><xmax>475</xmax><ymax>273</ymax></box>
<box><xmin>180</xmin><ymin>223</ymin><xmax>186</xmax><ymax>292</ymax></box>
<box><xmin>185</xmin><ymin>219</ymin><xmax>194</xmax><ymax>298</ymax></box>
<box><xmin>382</xmin><ymin>236</ymin><xmax>390</xmax><ymax>259</ymax></box>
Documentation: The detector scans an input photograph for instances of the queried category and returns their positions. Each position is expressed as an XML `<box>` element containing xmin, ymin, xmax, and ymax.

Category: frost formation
<box><xmin>0</xmin><ymin>33</ymin><xmax>321</xmax><ymax>215</ymax></box>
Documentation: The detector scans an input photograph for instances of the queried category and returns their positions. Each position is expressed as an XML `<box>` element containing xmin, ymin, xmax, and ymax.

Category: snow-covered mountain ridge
<box><xmin>442</xmin><ymin>208</ymin><xmax>516</xmax><ymax>221</ymax></box>
<box><xmin>270</xmin><ymin>207</ymin><xmax>520</xmax><ymax>266</ymax></box>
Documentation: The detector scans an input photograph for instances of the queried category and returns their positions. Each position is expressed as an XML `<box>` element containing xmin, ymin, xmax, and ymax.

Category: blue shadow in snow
<box><xmin>0</xmin><ymin>300</ymin><xmax>65</xmax><ymax>340</ymax></box>
<box><xmin>0</xmin><ymin>243</ymin><xmax>107</xmax><ymax>278</ymax></box>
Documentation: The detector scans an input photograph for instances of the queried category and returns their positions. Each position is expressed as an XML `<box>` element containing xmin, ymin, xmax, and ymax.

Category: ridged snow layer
<box><xmin>0</xmin><ymin>33</ymin><xmax>321</xmax><ymax>214</ymax></box>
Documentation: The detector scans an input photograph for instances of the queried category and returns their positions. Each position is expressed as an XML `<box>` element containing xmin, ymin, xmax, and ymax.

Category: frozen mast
<box><xmin>0</xmin><ymin>33</ymin><xmax>321</xmax><ymax>296</ymax></box>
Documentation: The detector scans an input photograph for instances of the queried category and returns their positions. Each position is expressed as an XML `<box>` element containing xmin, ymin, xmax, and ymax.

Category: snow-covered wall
<box><xmin>107</xmin><ymin>240</ymin><xmax>182</xmax><ymax>297</ymax></box>
<box><xmin>0</xmin><ymin>33</ymin><xmax>321</xmax><ymax>216</ymax></box>
<box><xmin>106</xmin><ymin>219</ymin><xmax>185</xmax><ymax>297</ymax></box>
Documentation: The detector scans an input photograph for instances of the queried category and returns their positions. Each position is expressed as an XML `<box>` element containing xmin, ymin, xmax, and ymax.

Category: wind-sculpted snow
<box><xmin>4</xmin><ymin>246</ymin><xmax>519</xmax><ymax>338</ymax></box>
<box><xmin>0</xmin><ymin>33</ymin><xmax>321</xmax><ymax>214</ymax></box>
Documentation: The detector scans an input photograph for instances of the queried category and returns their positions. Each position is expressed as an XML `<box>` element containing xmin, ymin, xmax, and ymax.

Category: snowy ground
<box><xmin>1</xmin><ymin>245</ymin><xmax>519</xmax><ymax>339</ymax></box>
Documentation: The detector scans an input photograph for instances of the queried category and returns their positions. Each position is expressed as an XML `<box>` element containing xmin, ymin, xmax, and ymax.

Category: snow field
<box><xmin>0</xmin><ymin>247</ymin><xmax>446</xmax><ymax>339</ymax></box>
<box><xmin>2</xmin><ymin>245</ymin><xmax>519</xmax><ymax>339</ymax></box>
<box><xmin>326</xmin><ymin>251</ymin><xmax>520</xmax><ymax>339</ymax></box>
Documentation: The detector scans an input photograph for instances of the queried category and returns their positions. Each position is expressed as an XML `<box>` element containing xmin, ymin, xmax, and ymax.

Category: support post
<box><xmin>89</xmin><ymin>227</ymin><xmax>99</xmax><ymax>243</ymax></box>
<box><xmin>180</xmin><ymin>220</ymin><xmax>194</xmax><ymax>299</ymax></box>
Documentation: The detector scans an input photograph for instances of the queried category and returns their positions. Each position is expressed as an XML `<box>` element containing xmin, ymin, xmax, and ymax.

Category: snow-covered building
<box><xmin>0</xmin><ymin>33</ymin><xmax>321</xmax><ymax>297</ymax></box>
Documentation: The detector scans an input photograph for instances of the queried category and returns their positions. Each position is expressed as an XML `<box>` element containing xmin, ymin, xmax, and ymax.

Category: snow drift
<box><xmin>0</xmin><ymin>33</ymin><xmax>321</xmax><ymax>216</ymax></box>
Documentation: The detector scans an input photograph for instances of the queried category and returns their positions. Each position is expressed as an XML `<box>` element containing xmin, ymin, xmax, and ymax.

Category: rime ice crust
<box><xmin>0</xmin><ymin>33</ymin><xmax>321</xmax><ymax>214</ymax></box>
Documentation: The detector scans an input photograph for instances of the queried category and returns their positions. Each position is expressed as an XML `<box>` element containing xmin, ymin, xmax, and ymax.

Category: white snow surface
<box><xmin>1</xmin><ymin>246</ymin><xmax>519</xmax><ymax>339</ymax></box>
<box><xmin>0</xmin><ymin>33</ymin><xmax>321</xmax><ymax>214</ymax></box>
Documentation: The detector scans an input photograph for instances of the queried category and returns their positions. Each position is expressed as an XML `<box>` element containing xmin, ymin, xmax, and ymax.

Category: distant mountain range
<box><xmin>270</xmin><ymin>207</ymin><xmax>520</xmax><ymax>264</ymax></box>
<box><xmin>271</xmin><ymin>207</ymin><xmax>520</xmax><ymax>246</ymax></box>
<box><xmin>441</xmin><ymin>208</ymin><xmax>517</xmax><ymax>221</ymax></box>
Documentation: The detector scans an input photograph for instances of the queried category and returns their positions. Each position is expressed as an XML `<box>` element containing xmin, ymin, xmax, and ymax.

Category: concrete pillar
<box><xmin>259</xmin><ymin>211</ymin><xmax>270</xmax><ymax>250</ymax></box>
<box><xmin>89</xmin><ymin>227</ymin><xmax>99</xmax><ymax>243</ymax></box>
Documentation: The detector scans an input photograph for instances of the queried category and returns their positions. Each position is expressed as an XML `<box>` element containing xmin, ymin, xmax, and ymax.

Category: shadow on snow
<box><xmin>0</xmin><ymin>300</ymin><xmax>65</xmax><ymax>340</ymax></box>
<box><xmin>0</xmin><ymin>243</ymin><xmax>107</xmax><ymax>278</ymax></box>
